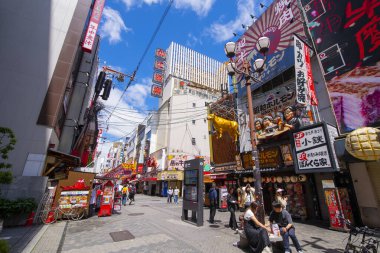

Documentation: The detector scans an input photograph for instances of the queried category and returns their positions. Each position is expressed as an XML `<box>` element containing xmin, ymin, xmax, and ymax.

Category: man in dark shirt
<box><xmin>209</xmin><ymin>183</ymin><xmax>218</xmax><ymax>223</ymax></box>
<box><xmin>269</xmin><ymin>201</ymin><xmax>303</xmax><ymax>253</ymax></box>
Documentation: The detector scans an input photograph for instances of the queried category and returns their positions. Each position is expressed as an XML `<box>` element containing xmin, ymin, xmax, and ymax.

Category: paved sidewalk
<box><xmin>1</xmin><ymin>195</ymin><xmax>352</xmax><ymax>253</ymax></box>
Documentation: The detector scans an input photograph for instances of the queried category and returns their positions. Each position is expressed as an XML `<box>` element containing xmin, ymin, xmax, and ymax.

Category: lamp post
<box><xmin>224</xmin><ymin>36</ymin><xmax>270</xmax><ymax>223</ymax></box>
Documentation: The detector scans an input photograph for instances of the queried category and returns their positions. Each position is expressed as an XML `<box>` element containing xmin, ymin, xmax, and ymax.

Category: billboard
<box><xmin>252</xmin><ymin>85</ymin><xmax>313</xmax><ymax>143</ymax></box>
<box><xmin>301</xmin><ymin>0</ymin><xmax>380</xmax><ymax>133</ymax></box>
<box><xmin>235</xmin><ymin>0</ymin><xmax>305</xmax><ymax>91</ymax></box>
<box><xmin>82</xmin><ymin>0</ymin><xmax>105</xmax><ymax>52</ymax></box>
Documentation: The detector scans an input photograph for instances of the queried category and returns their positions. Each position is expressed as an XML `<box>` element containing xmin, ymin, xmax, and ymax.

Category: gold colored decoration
<box><xmin>207</xmin><ymin>114</ymin><xmax>239</xmax><ymax>142</ymax></box>
<box><xmin>345</xmin><ymin>127</ymin><xmax>380</xmax><ymax>161</ymax></box>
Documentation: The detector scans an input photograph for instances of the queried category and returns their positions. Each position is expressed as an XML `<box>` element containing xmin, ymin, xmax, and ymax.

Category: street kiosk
<box><xmin>182</xmin><ymin>159</ymin><xmax>204</xmax><ymax>226</ymax></box>
<box><xmin>98</xmin><ymin>180</ymin><xmax>115</xmax><ymax>217</ymax></box>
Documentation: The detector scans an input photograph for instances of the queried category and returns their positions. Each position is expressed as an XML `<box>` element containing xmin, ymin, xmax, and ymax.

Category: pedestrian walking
<box><xmin>244</xmin><ymin>201</ymin><xmax>272</xmax><ymax>253</ymax></box>
<box><xmin>167</xmin><ymin>187</ymin><xmax>173</xmax><ymax>203</ymax></box>
<box><xmin>275</xmin><ymin>188</ymin><xmax>288</xmax><ymax>210</ymax></box>
<box><xmin>173</xmin><ymin>186</ymin><xmax>180</xmax><ymax>204</ymax></box>
<box><xmin>269</xmin><ymin>201</ymin><xmax>303</xmax><ymax>253</ymax></box>
<box><xmin>129</xmin><ymin>184</ymin><xmax>136</xmax><ymax>205</ymax></box>
<box><xmin>242</xmin><ymin>184</ymin><xmax>255</xmax><ymax>210</ymax></box>
<box><xmin>227</xmin><ymin>187</ymin><xmax>238</xmax><ymax>230</ymax></box>
<box><xmin>122</xmin><ymin>185</ymin><xmax>128</xmax><ymax>206</ymax></box>
<box><xmin>209</xmin><ymin>183</ymin><xmax>217</xmax><ymax>224</ymax></box>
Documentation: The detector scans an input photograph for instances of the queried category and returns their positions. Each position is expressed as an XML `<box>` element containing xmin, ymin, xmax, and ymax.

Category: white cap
<box><xmin>276</xmin><ymin>188</ymin><xmax>284</xmax><ymax>193</ymax></box>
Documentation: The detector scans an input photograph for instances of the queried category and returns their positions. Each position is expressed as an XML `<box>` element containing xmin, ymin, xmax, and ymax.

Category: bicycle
<box><xmin>41</xmin><ymin>205</ymin><xmax>87</xmax><ymax>224</ymax></box>
<box><xmin>343</xmin><ymin>219</ymin><xmax>379</xmax><ymax>253</ymax></box>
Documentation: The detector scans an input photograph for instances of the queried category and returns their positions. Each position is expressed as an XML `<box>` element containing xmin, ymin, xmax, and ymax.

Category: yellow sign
<box><xmin>345</xmin><ymin>127</ymin><xmax>380</xmax><ymax>161</ymax></box>
<box><xmin>122</xmin><ymin>162</ymin><xmax>136</xmax><ymax>171</ymax></box>
<box><xmin>157</xmin><ymin>171</ymin><xmax>184</xmax><ymax>181</ymax></box>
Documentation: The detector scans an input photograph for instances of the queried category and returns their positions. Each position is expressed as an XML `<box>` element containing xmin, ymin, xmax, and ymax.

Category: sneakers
<box><xmin>285</xmin><ymin>251</ymin><xmax>291</xmax><ymax>253</ymax></box>
<box><xmin>297</xmin><ymin>251</ymin><xmax>303</xmax><ymax>253</ymax></box>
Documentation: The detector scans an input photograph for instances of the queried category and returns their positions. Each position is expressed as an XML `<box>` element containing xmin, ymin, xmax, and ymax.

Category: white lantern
<box><xmin>253</xmin><ymin>58</ymin><xmax>265</xmax><ymax>72</ymax></box>
<box><xmin>227</xmin><ymin>62</ymin><xmax>236</xmax><ymax>76</ymax></box>
<box><xmin>256</xmin><ymin>36</ymin><xmax>270</xmax><ymax>54</ymax></box>
<box><xmin>224</xmin><ymin>42</ymin><xmax>236</xmax><ymax>58</ymax></box>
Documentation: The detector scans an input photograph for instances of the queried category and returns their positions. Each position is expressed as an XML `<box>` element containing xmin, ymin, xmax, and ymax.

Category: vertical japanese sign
<box><xmin>301</xmin><ymin>0</ymin><xmax>380</xmax><ymax>133</ymax></box>
<box><xmin>151</xmin><ymin>48</ymin><xmax>166</xmax><ymax>97</ymax></box>
<box><xmin>294</xmin><ymin>36</ymin><xmax>308</xmax><ymax>105</ymax></box>
<box><xmin>82</xmin><ymin>0</ymin><xmax>105</xmax><ymax>53</ymax></box>
<box><xmin>234</xmin><ymin>0</ymin><xmax>305</xmax><ymax>91</ymax></box>
<box><xmin>294</xmin><ymin>36</ymin><xmax>318</xmax><ymax>105</ymax></box>
<box><xmin>324</xmin><ymin>189</ymin><xmax>345</xmax><ymax>230</ymax></box>
<box><xmin>291</xmin><ymin>123</ymin><xmax>338</xmax><ymax>173</ymax></box>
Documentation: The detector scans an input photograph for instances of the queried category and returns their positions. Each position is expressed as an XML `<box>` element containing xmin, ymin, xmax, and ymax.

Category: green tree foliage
<box><xmin>0</xmin><ymin>127</ymin><xmax>16</xmax><ymax>184</ymax></box>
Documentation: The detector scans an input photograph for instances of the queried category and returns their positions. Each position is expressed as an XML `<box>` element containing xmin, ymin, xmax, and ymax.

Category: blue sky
<box><xmin>97</xmin><ymin>0</ymin><xmax>273</xmax><ymax>141</ymax></box>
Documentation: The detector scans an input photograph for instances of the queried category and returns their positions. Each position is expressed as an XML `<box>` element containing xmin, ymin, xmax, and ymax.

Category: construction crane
<box><xmin>102</xmin><ymin>66</ymin><xmax>135</xmax><ymax>83</ymax></box>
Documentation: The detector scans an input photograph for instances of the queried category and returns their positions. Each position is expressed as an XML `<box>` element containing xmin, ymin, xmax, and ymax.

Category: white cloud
<box><xmin>173</xmin><ymin>0</ymin><xmax>215</xmax><ymax>16</ymax></box>
<box><xmin>208</xmin><ymin>0</ymin><xmax>255</xmax><ymax>43</ymax></box>
<box><xmin>97</xmin><ymin>76</ymin><xmax>152</xmax><ymax>139</ymax></box>
<box><xmin>121</xmin><ymin>0</ymin><xmax>215</xmax><ymax>16</ymax></box>
<box><xmin>100</xmin><ymin>7</ymin><xmax>131</xmax><ymax>44</ymax></box>
<box><xmin>186</xmin><ymin>33</ymin><xmax>203</xmax><ymax>47</ymax></box>
<box><xmin>207</xmin><ymin>0</ymin><xmax>273</xmax><ymax>43</ymax></box>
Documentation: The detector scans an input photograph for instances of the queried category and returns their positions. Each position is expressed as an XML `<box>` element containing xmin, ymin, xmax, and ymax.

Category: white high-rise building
<box><xmin>151</xmin><ymin>42</ymin><xmax>228</xmax><ymax>159</ymax></box>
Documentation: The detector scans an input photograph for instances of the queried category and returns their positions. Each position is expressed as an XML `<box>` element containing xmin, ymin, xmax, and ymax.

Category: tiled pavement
<box><xmin>3</xmin><ymin>195</ymin><xmax>353</xmax><ymax>253</ymax></box>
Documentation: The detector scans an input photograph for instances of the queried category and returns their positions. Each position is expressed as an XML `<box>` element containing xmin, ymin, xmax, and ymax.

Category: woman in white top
<box><xmin>244</xmin><ymin>202</ymin><xmax>272</xmax><ymax>253</ymax></box>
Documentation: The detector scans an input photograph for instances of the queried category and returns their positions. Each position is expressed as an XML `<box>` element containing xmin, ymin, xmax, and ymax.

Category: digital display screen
<box><xmin>184</xmin><ymin>170</ymin><xmax>197</xmax><ymax>185</ymax></box>
<box><xmin>184</xmin><ymin>185</ymin><xmax>197</xmax><ymax>202</ymax></box>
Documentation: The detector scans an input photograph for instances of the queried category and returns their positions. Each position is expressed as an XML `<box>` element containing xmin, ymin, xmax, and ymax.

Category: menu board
<box><xmin>59</xmin><ymin>191</ymin><xmax>89</xmax><ymax>209</ymax></box>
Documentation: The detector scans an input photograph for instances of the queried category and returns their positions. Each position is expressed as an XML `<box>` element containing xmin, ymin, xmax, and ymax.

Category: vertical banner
<box><xmin>294</xmin><ymin>36</ymin><xmax>308</xmax><ymax>105</ymax></box>
<box><xmin>324</xmin><ymin>188</ymin><xmax>345</xmax><ymax>231</ymax></box>
<box><xmin>294</xmin><ymin>36</ymin><xmax>318</xmax><ymax>106</ymax></box>
<box><xmin>82</xmin><ymin>0</ymin><xmax>105</xmax><ymax>52</ymax></box>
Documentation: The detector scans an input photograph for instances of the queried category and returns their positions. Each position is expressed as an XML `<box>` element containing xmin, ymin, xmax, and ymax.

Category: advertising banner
<box><xmin>294</xmin><ymin>36</ymin><xmax>318</xmax><ymax>105</ymax></box>
<box><xmin>301</xmin><ymin>0</ymin><xmax>380</xmax><ymax>133</ymax></box>
<box><xmin>82</xmin><ymin>0</ymin><xmax>105</xmax><ymax>52</ymax></box>
<box><xmin>324</xmin><ymin>189</ymin><xmax>345</xmax><ymax>230</ymax></box>
<box><xmin>291</xmin><ymin>123</ymin><xmax>338</xmax><ymax>173</ymax></box>
<box><xmin>252</xmin><ymin>86</ymin><xmax>313</xmax><ymax>142</ymax></box>
<box><xmin>258</xmin><ymin>147</ymin><xmax>282</xmax><ymax>168</ymax></box>
<box><xmin>235</xmin><ymin>0</ymin><xmax>305</xmax><ymax>91</ymax></box>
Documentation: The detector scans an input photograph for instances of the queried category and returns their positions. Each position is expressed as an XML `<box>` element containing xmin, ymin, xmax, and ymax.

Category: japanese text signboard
<box><xmin>300</xmin><ymin>0</ymin><xmax>380</xmax><ymax>133</ymax></box>
<box><xmin>291</xmin><ymin>123</ymin><xmax>338</xmax><ymax>173</ymax></box>
<box><xmin>82</xmin><ymin>0</ymin><xmax>105</xmax><ymax>52</ymax></box>
<box><xmin>259</xmin><ymin>147</ymin><xmax>281</xmax><ymax>168</ymax></box>
<box><xmin>294</xmin><ymin>126</ymin><xmax>326</xmax><ymax>151</ymax></box>
<box><xmin>151</xmin><ymin>84</ymin><xmax>163</xmax><ymax>98</ymax></box>
<box><xmin>294</xmin><ymin>36</ymin><xmax>318</xmax><ymax>106</ymax></box>
<box><xmin>235</xmin><ymin>0</ymin><xmax>305</xmax><ymax>92</ymax></box>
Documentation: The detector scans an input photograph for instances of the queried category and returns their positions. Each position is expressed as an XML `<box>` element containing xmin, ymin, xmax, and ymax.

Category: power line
<box><xmin>105</xmin><ymin>0</ymin><xmax>174</xmax><ymax>123</ymax></box>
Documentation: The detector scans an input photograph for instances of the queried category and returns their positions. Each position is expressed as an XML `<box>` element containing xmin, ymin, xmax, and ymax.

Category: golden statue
<box><xmin>207</xmin><ymin>114</ymin><xmax>239</xmax><ymax>142</ymax></box>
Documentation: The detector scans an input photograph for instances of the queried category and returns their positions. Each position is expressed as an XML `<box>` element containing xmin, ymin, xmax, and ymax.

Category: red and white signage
<box><xmin>293</xmin><ymin>126</ymin><xmax>326</xmax><ymax>152</ymax></box>
<box><xmin>82</xmin><ymin>0</ymin><xmax>105</xmax><ymax>53</ymax></box>
<box><xmin>294</xmin><ymin>36</ymin><xmax>318</xmax><ymax>105</ymax></box>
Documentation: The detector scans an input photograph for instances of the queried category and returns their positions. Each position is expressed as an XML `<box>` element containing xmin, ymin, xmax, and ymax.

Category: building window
<box><xmin>192</xmin><ymin>138</ymin><xmax>196</xmax><ymax>145</ymax></box>
<box><xmin>192</xmin><ymin>120</ymin><xmax>196</xmax><ymax>125</ymax></box>
<box><xmin>192</xmin><ymin>103</ymin><xmax>196</xmax><ymax>108</ymax></box>
<box><xmin>204</xmin><ymin>135</ymin><xmax>207</xmax><ymax>139</ymax></box>
<box><xmin>204</xmin><ymin>118</ymin><xmax>207</xmax><ymax>123</ymax></box>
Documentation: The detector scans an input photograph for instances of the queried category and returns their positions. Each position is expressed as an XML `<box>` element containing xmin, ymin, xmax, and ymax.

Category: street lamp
<box><xmin>224</xmin><ymin>36</ymin><xmax>270</xmax><ymax>223</ymax></box>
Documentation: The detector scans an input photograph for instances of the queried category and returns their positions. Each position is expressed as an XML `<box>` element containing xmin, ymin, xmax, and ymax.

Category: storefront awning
<box><xmin>209</xmin><ymin>173</ymin><xmax>228</xmax><ymax>179</ymax></box>
<box><xmin>143</xmin><ymin>177</ymin><xmax>157</xmax><ymax>182</ymax></box>
<box><xmin>43</xmin><ymin>149</ymin><xmax>81</xmax><ymax>177</ymax></box>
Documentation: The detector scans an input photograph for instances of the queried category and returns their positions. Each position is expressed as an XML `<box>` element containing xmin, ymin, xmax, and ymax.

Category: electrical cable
<box><xmin>105</xmin><ymin>0</ymin><xmax>174</xmax><ymax>123</ymax></box>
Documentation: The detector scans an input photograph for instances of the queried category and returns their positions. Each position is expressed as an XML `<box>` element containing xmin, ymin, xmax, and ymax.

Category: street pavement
<box><xmin>3</xmin><ymin>194</ymin><xmax>352</xmax><ymax>253</ymax></box>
